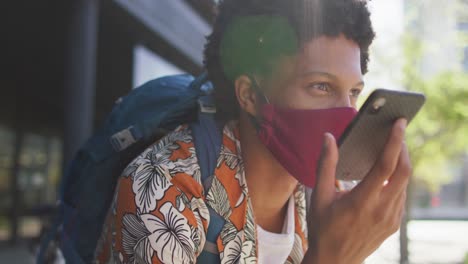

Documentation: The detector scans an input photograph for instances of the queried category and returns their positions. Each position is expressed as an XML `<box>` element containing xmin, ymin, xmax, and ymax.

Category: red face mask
<box><xmin>257</xmin><ymin>104</ymin><xmax>357</xmax><ymax>188</ymax></box>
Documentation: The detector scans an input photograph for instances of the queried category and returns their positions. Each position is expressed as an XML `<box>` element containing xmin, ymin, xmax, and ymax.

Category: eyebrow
<box><xmin>301</xmin><ymin>71</ymin><xmax>365</xmax><ymax>87</ymax></box>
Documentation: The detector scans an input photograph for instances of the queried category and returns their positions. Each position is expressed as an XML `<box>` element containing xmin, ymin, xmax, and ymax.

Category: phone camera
<box><xmin>370</xmin><ymin>97</ymin><xmax>386</xmax><ymax>114</ymax></box>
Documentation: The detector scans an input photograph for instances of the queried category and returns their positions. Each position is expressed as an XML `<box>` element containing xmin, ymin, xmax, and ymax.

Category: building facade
<box><xmin>1</xmin><ymin>0</ymin><xmax>215</xmax><ymax>245</ymax></box>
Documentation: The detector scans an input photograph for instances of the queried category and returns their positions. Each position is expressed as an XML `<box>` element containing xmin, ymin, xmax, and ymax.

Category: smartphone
<box><xmin>336</xmin><ymin>89</ymin><xmax>426</xmax><ymax>183</ymax></box>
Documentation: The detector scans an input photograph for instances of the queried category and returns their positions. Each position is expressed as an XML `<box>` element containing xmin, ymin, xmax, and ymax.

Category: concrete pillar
<box><xmin>63</xmin><ymin>0</ymin><xmax>100</xmax><ymax>166</ymax></box>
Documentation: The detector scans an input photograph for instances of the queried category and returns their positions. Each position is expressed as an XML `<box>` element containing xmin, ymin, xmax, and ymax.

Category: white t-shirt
<box><xmin>257</xmin><ymin>196</ymin><xmax>295</xmax><ymax>264</ymax></box>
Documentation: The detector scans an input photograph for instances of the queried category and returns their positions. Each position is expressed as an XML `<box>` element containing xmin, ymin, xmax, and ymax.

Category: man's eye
<box><xmin>350</xmin><ymin>88</ymin><xmax>362</xmax><ymax>98</ymax></box>
<box><xmin>310</xmin><ymin>83</ymin><xmax>330</xmax><ymax>92</ymax></box>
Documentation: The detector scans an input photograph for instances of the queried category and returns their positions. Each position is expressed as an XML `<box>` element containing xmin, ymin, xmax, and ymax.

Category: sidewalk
<box><xmin>367</xmin><ymin>220</ymin><xmax>468</xmax><ymax>264</ymax></box>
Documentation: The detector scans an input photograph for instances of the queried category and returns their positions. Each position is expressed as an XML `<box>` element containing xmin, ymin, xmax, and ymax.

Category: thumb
<box><xmin>313</xmin><ymin>132</ymin><xmax>339</xmax><ymax>213</ymax></box>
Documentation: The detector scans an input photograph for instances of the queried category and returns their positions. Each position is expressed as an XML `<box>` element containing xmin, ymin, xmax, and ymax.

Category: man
<box><xmin>95</xmin><ymin>0</ymin><xmax>411</xmax><ymax>263</ymax></box>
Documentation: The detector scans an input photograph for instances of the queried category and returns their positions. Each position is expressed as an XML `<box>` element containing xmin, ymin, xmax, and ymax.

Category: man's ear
<box><xmin>235</xmin><ymin>75</ymin><xmax>259</xmax><ymax>116</ymax></box>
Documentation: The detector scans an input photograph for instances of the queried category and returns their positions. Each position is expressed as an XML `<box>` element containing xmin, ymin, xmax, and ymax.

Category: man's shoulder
<box><xmin>122</xmin><ymin>124</ymin><xmax>199</xmax><ymax>180</ymax></box>
<box><xmin>145</xmin><ymin>124</ymin><xmax>194</xmax><ymax>158</ymax></box>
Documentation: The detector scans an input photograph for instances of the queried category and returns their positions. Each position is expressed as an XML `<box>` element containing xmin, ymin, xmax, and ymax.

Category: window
<box><xmin>132</xmin><ymin>45</ymin><xmax>184</xmax><ymax>88</ymax></box>
<box><xmin>0</xmin><ymin>127</ymin><xmax>62</xmax><ymax>241</ymax></box>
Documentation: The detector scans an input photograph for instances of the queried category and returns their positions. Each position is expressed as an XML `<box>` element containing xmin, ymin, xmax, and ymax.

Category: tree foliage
<box><xmin>403</xmin><ymin>35</ymin><xmax>468</xmax><ymax>192</ymax></box>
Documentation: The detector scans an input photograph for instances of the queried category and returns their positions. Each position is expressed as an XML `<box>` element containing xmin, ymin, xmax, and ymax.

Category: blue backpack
<box><xmin>37</xmin><ymin>73</ymin><xmax>226</xmax><ymax>263</ymax></box>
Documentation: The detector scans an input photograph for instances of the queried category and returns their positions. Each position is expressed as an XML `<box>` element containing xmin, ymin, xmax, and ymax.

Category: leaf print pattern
<box><xmin>223</xmin><ymin>121</ymin><xmax>238</xmax><ymax>143</ymax></box>
<box><xmin>132</xmin><ymin>160</ymin><xmax>173</xmax><ymax>214</ymax></box>
<box><xmin>294</xmin><ymin>185</ymin><xmax>308</xmax><ymax>239</ymax></box>
<box><xmin>190</xmin><ymin>225</ymin><xmax>201</xmax><ymax>254</ymax></box>
<box><xmin>172</xmin><ymin>154</ymin><xmax>201</xmax><ymax>183</ymax></box>
<box><xmin>218</xmin><ymin>145</ymin><xmax>241</xmax><ymax>170</ymax></box>
<box><xmin>122</xmin><ymin>146</ymin><xmax>156</xmax><ymax>178</ymax></box>
<box><xmin>94</xmin><ymin>123</ymin><xmax>308</xmax><ymax>263</ymax></box>
<box><xmin>243</xmin><ymin>204</ymin><xmax>256</xmax><ymax>254</ymax></box>
<box><xmin>177</xmin><ymin>192</ymin><xmax>191</xmax><ymax>210</ymax></box>
<box><xmin>241</xmin><ymin>243</ymin><xmax>257</xmax><ymax>264</ymax></box>
<box><xmin>206</xmin><ymin>177</ymin><xmax>232</xmax><ymax>218</ymax></box>
<box><xmin>217</xmin><ymin>142</ymin><xmax>247</xmax><ymax>201</ymax></box>
<box><xmin>190</xmin><ymin>197</ymin><xmax>209</xmax><ymax>254</ymax></box>
<box><xmin>286</xmin><ymin>234</ymin><xmax>305</xmax><ymax>264</ymax></box>
<box><xmin>123</xmin><ymin>128</ymin><xmax>189</xmax><ymax>180</ymax></box>
<box><xmin>175</xmin><ymin>195</ymin><xmax>186</xmax><ymax>212</ymax></box>
<box><xmin>190</xmin><ymin>197</ymin><xmax>209</xmax><ymax>219</ymax></box>
<box><xmin>220</xmin><ymin>221</ymin><xmax>238</xmax><ymax>247</ymax></box>
<box><xmin>122</xmin><ymin>159</ymin><xmax>140</xmax><ymax>179</ymax></box>
<box><xmin>133</xmin><ymin>238</ymin><xmax>153</xmax><ymax>264</ymax></box>
<box><xmin>121</xmin><ymin>214</ymin><xmax>152</xmax><ymax>263</ymax></box>
<box><xmin>220</xmin><ymin>230</ymin><xmax>256</xmax><ymax>264</ymax></box>
<box><xmin>234</xmin><ymin>167</ymin><xmax>247</xmax><ymax>207</ymax></box>
<box><xmin>224</xmin><ymin>121</ymin><xmax>243</xmax><ymax>154</ymax></box>
<box><xmin>152</xmin><ymin>128</ymin><xmax>191</xmax><ymax>160</ymax></box>
<box><xmin>234</xmin><ymin>192</ymin><xmax>245</xmax><ymax>208</ymax></box>
<box><xmin>220</xmin><ymin>230</ymin><xmax>243</xmax><ymax>264</ymax></box>
<box><xmin>171</xmin><ymin>146</ymin><xmax>202</xmax><ymax>185</ymax></box>
<box><xmin>143</xmin><ymin>203</ymin><xmax>195</xmax><ymax>264</ymax></box>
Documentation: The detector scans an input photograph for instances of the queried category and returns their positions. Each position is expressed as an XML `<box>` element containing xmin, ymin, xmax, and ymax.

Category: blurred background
<box><xmin>0</xmin><ymin>0</ymin><xmax>467</xmax><ymax>263</ymax></box>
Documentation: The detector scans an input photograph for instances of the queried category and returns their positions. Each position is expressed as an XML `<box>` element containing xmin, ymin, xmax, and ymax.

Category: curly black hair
<box><xmin>204</xmin><ymin>0</ymin><xmax>375</xmax><ymax>121</ymax></box>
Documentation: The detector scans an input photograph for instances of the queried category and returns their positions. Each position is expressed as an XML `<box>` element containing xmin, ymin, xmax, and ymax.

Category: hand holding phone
<box><xmin>306</xmin><ymin>116</ymin><xmax>412</xmax><ymax>264</ymax></box>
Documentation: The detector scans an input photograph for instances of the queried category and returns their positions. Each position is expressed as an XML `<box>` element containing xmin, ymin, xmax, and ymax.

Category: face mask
<box><xmin>250</xmin><ymin>79</ymin><xmax>357</xmax><ymax>188</ymax></box>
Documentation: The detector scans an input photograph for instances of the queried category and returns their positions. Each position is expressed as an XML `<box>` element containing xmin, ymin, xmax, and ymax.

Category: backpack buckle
<box><xmin>198</xmin><ymin>97</ymin><xmax>216</xmax><ymax>114</ymax></box>
<box><xmin>110</xmin><ymin>127</ymin><xmax>137</xmax><ymax>152</ymax></box>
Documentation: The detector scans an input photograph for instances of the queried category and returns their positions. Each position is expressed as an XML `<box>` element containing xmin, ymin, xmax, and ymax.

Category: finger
<box><xmin>394</xmin><ymin>190</ymin><xmax>407</xmax><ymax>232</ymax></box>
<box><xmin>357</xmin><ymin>118</ymin><xmax>407</xmax><ymax>195</ymax></box>
<box><xmin>397</xmin><ymin>190</ymin><xmax>407</xmax><ymax>222</ymax></box>
<box><xmin>383</xmin><ymin>142</ymin><xmax>412</xmax><ymax>198</ymax></box>
<box><xmin>378</xmin><ymin>188</ymin><xmax>407</xmax><ymax>236</ymax></box>
<box><xmin>313</xmin><ymin>132</ymin><xmax>339</xmax><ymax>213</ymax></box>
<box><xmin>335</xmin><ymin>189</ymin><xmax>350</xmax><ymax>200</ymax></box>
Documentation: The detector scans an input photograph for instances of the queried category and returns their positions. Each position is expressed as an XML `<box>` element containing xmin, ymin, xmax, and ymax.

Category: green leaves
<box><xmin>405</xmin><ymin>69</ymin><xmax>468</xmax><ymax>192</ymax></box>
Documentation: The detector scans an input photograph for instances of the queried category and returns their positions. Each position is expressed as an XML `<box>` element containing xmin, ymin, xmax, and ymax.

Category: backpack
<box><xmin>37</xmin><ymin>73</ymin><xmax>227</xmax><ymax>263</ymax></box>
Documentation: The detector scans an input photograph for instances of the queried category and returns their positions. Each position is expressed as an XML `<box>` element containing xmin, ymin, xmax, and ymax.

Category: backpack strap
<box><xmin>191</xmin><ymin>110</ymin><xmax>225</xmax><ymax>262</ymax></box>
<box><xmin>190</xmin><ymin>74</ymin><xmax>225</xmax><ymax>262</ymax></box>
<box><xmin>191</xmin><ymin>104</ymin><xmax>225</xmax><ymax>254</ymax></box>
<box><xmin>191</xmin><ymin>110</ymin><xmax>222</xmax><ymax>191</ymax></box>
<box><xmin>189</xmin><ymin>73</ymin><xmax>222</xmax><ymax>192</ymax></box>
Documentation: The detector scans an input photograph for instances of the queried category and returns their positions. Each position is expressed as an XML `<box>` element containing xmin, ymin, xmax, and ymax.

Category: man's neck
<box><xmin>238</xmin><ymin>116</ymin><xmax>298</xmax><ymax>233</ymax></box>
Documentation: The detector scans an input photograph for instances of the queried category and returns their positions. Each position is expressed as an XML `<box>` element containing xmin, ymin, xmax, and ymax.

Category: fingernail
<box><xmin>323</xmin><ymin>132</ymin><xmax>332</xmax><ymax>148</ymax></box>
<box><xmin>400</xmin><ymin>119</ymin><xmax>407</xmax><ymax>130</ymax></box>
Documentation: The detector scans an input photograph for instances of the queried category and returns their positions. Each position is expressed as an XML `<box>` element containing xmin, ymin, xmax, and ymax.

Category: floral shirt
<box><xmin>94</xmin><ymin>121</ymin><xmax>308</xmax><ymax>264</ymax></box>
